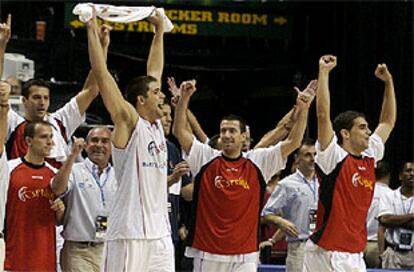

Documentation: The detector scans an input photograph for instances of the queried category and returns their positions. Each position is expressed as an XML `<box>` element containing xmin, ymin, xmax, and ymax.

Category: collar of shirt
<box><xmin>84</xmin><ymin>157</ymin><xmax>112</xmax><ymax>177</ymax></box>
<box><xmin>295</xmin><ymin>169</ymin><xmax>316</xmax><ymax>183</ymax></box>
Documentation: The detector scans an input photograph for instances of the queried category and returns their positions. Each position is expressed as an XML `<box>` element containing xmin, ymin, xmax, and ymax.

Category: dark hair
<box><xmin>333</xmin><ymin>110</ymin><xmax>366</xmax><ymax>145</ymax></box>
<box><xmin>22</xmin><ymin>79</ymin><xmax>51</xmax><ymax>98</ymax></box>
<box><xmin>375</xmin><ymin>161</ymin><xmax>391</xmax><ymax>180</ymax></box>
<box><xmin>399</xmin><ymin>161</ymin><xmax>414</xmax><ymax>175</ymax></box>
<box><xmin>124</xmin><ymin>75</ymin><xmax>157</xmax><ymax>107</ymax></box>
<box><xmin>295</xmin><ymin>137</ymin><xmax>315</xmax><ymax>156</ymax></box>
<box><xmin>208</xmin><ymin>134</ymin><xmax>221</xmax><ymax>149</ymax></box>
<box><xmin>221</xmin><ymin>114</ymin><xmax>247</xmax><ymax>133</ymax></box>
<box><xmin>24</xmin><ymin>121</ymin><xmax>52</xmax><ymax>138</ymax></box>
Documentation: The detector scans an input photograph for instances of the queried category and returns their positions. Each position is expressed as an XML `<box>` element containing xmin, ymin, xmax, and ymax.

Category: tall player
<box><xmin>86</xmin><ymin>8</ymin><xmax>173</xmax><ymax>271</ymax></box>
<box><xmin>303</xmin><ymin>55</ymin><xmax>396</xmax><ymax>271</ymax></box>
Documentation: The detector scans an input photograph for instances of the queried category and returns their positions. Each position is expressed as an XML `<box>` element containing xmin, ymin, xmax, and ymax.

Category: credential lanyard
<box><xmin>300</xmin><ymin>173</ymin><xmax>317</xmax><ymax>202</ymax></box>
<box><xmin>91</xmin><ymin>164</ymin><xmax>110</xmax><ymax>208</ymax></box>
<box><xmin>400</xmin><ymin>193</ymin><xmax>414</xmax><ymax>215</ymax></box>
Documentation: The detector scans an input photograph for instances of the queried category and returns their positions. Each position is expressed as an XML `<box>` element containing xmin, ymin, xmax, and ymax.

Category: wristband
<box><xmin>268</xmin><ymin>238</ymin><xmax>276</xmax><ymax>245</ymax></box>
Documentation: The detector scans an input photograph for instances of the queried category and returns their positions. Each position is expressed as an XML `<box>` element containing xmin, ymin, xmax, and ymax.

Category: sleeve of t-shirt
<box><xmin>51</xmin><ymin>97</ymin><xmax>86</xmax><ymax>138</ymax></box>
<box><xmin>315</xmin><ymin>135</ymin><xmax>348</xmax><ymax>175</ymax></box>
<box><xmin>262</xmin><ymin>184</ymin><xmax>287</xmax><ymax>216</ymax></box>
<box><xmin>362</xmin><ymin>133</ymin><xmax>385</xmax><ymax>163</ymax></box>
<box><xmin>377</xmin><ymin>190</ymin><xmax>394</xmax><ymax>218</ymax></box>
<box><xmin>6</xmin><ymin>108</ymin><xmax>24</xmax><ymax>141</ymax></box>
<box><xmin>247</xmin><ymin>142</ymin><xmax>287</xmax><ymax>182</ymax></box>
<box><xmin>183</xmin><ymin>137</ymin><xmax>219</xmax><ymax>177</ymax></box>
<box><xmin>0</xmin><ymin>150</ymin><xmax>7</xmax><ymax>182</ymax></box>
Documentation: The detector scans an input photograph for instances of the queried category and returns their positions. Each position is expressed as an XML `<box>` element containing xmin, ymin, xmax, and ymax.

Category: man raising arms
<box><xmin>86</xmin><ymin>7</ymin><xmax>173</xmax><ymax>271</ymax></box>
<box><xmin>173</xmin><ymin>80</ymin><xmax>314</xmax><ymax>272</ymax></box>
<box><xmin>303</xmin><ymin>55</ymin><xmax>396</xmax><ymax>271</ymax></box>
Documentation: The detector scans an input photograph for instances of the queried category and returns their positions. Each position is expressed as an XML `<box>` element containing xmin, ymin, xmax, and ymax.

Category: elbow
<box><xmin>378</xmin><ymin>215</ymin><xmax>392</xmax><ymax>228</ymax></box>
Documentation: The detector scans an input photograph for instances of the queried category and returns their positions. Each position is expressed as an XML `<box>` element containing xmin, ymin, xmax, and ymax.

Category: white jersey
<box><xmin>366</xmin><ymin>182</ymin><xmax>392</xmax><ymax>241</ymax></box>
<box><xmin>106</xmin><ymin>118</ymin><xmax>170</xmax><ymax>240</ymax></box>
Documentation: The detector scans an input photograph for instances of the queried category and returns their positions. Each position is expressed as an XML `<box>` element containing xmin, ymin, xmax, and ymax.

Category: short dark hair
<box><xmin>124</xmin><ymin>75</ymin><xmax>157</xmax><ymax>107</ymax></box>
<box><xmin>221</xmin><ymin>114</ymin><xmax>247</xmax><ymax>133</ymax></box>
<box><xmin>208</xmin><ymin>134</ymin><xmax>221</xmax><ymax>149</ymax></box>
<box><xmin>333</xmin><ymin>111</ymin><xmax>366</xmax><ymax>145</ymax></box>
<box><xmin>24</xmin><ymin>121</ymin><xmax>52</xmax><ymax>138</ymax></box>
<box><xmin>399</xmin><ymin>161</ymin><xmax>414</xmax><ymax>175</ymax></box>
<box><xmin>22</xmin><ymin>79</ymin><xmax>51</xmax><ymax>98</ymax></box>
<box><xmin>375</xmin><ymin>161</ymin><xmax>391</xmax><ymax>180</ymax></box>
<box><xmin>295</xmin><ymin>137</ymin><xmax>315</xmax><ymax>156</ymax></box>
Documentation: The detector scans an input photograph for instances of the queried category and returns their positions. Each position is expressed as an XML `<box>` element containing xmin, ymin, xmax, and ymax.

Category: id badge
<box><xmin>309</xmin><ymin>209</ymin><xmax>317</xmax><ymax>233</ymax></box>
<box><xmin>167</xmin><ymin>201</ymin><xmax>172</xmax><ymax>213</ymax></box>
<box><xmin>95</xmin><ymin>215</ymin><xmax>108</xmax><ymax>240</ymax></box>
<box><xmin>399</xmin><ymin>231</ymin><xmax>412</xmax><ymax>250</ymax></box>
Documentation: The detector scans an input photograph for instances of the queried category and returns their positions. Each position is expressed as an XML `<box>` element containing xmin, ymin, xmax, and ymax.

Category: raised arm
<box><xmin>0</xmin><ymin>14</ymin><xmax>11</xmax><ymax>79</ymax></box>
<box><xmin>51</xmin><ymin>137</ymin><xmax>84</xmax><ymax>196</ymax></box>
<box><xmin>373</xmin><ymin>64</ymin><xmax>396</xmax><ymax>144</ymax></box>
<box><xmin>317</xmin><ymin>55</ymin><xmax>337</xmax><ymax>150</ymax></box>
<box><xmin>146</xmin><ymin>9</ymin><xmax>165</xmax><ymax>84</ymax></box>
<box><xmin>279</xmin><ymin>80</ymin><xmax>316</xmax><ymax>159</ymax></box>
<box><xmin>172</xmin><ymin>80</ymin><xmax>196</xmax><ymax>154</ymax></box>
<box><xmin>0</xmin><ymin>81</ymin><xmax>10</xmax><ymax>152</ymax></box>
<box><xmin>167</xmin><ymin>77</ymin><xmax>203</xmax><ymax>141</ymax></box>
<box><xmin>86</xmin><ymin>10</ymin><xmax>137</xmax><ymax>148</ymax></box>
<box><xmin>76</xmin><ymin>24</ymin><xmax>113</xmax><ymax>115</ymax></box>
<box><xmin>254</xmin><ymin>107</ymin><xmax>294</xmax><ymax>149</ymax></box>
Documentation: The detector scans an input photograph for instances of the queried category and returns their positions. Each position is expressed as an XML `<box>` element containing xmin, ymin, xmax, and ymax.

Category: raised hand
<box><xmin>147</xmin><ymin>8</ymin><xmax>165</xmax><ymax>34</ymax></box>
<box><xmin>375</xmin><ymin>63</ymin><xmax>392</xmax><ymax>83</ymax></box>
<box><xmin>85</xmin><ymin>4</ymin><xmax>98</xmax><ymax>29</ymax></box>
<box><xmin>319</xmin><ymin>55</ymin><xmax>337</xmax><ymax>73</ymax></box>
<box><xmin>0</xmin><ymin>81</ymin><xmax>11</xmax><ymax>105</ymax></box>
<box><xmin>0</xmin><ymin>14</ymin><xmax>11</xmax><ymax>48</ymax></box>
<box><xmin>71</xmin><ymin>137</ymin><xmax>85</xmax><ymax>156</ymax></box>
<box><xmin>167</xmin><ymin>77</ymin><xmax>181</xmax><ymax>98</ymax></box>
<box><xmin>99</xmin><ymin>24</ymin><xmax>112</xmax><ymax>49</ymax></box>
<box><xmin>294</xmin><ymin>79</ymin><xmax>317</xmax><ymax>111</ymax></box>
<box><xmin>179</xmin><ymin>79</ymin><xmax>196</xmax><ymax>99</ymax></box>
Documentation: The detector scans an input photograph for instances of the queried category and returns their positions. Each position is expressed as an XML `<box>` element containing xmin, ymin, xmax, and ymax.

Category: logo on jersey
<box><xmin>18</xmin><ymin>186</ymin><xmax>55</xmax><ymax>202</ymax></box>
<box><xmin>214</xmin><ymin>176</ymin><xmax>250</xmax><ymax>190</ymax></box>
<box><xmin>147</xmin><ymin>141</ymin><xmax>166</xmax><ymax>156</ymax></box>
<box><xmin>352</xmin><ymin>173</ymin><xmax>373</xmax><ymax>191</ymax></box>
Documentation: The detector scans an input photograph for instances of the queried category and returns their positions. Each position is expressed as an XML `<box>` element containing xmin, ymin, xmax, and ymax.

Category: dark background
<box><xmin>0</xmin><ymin>0</ymin><xmax>412</xmax><ymax>188</ymax></box>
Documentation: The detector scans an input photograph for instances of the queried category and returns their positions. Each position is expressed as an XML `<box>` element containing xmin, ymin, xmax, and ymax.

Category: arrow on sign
<box><xmin>273</xmin><ymin>17</ymin><xmax>287</xmax><ymax>25</ymax></box>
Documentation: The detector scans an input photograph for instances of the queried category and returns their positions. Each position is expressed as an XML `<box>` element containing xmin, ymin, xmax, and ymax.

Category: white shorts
<box><xmin>193</xmin><ymin>257</ymin><xmax>257</xmax><ymax>272</ymax></box>
<box><xmin>303</xmin><ymin>240</ymin><xmax>366</xmax><ymax>272</ymax></box>
<box><xmin>102</xmin><ymin>236</ymin><xmax>174</xmax><ymax>272</ymax></box>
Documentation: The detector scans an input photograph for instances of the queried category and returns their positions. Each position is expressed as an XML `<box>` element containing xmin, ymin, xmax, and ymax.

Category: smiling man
<box><xmin>173</xmin><ymin>80</ymin><xmax>313</xmax><ymax>272</ymax></box>
<box><xmin>302</xmin><ymin>55</ymin><xmax>396</xmax><ymax>272</ymax></box>
<box><xmin>86</xmin><ymin>8</ymin><xmax>175</xmax><ymax>271</ymax></box>
<box><xmin>4</xmin><ymin>121</ymin><xmax>65</xmax><ymax>271</ymax></box>
<box><xmin>51</xmin><ymin>127</ymin><xmax>117</xmax><ymax>272</ymax></box>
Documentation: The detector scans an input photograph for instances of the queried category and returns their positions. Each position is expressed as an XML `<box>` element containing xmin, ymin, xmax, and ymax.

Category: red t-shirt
<box><xmin>311</xmin><ymin>154</ymin><xmax>376</xmax><ymax>252</ymax></box>
<box><xmin>5</xmin><ymin>158</ymin><xmax>57</xmax><ymax>271</ymax></box>
<box><xmin>189</xmin><ymin>156</ymin><xmax>266</xmax><ymax>255</ymax></box>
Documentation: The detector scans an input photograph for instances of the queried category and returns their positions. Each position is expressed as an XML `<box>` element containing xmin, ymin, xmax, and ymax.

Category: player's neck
<box><xmin>400</xmin><ymin>186</ymin><xmax>413</xmax><ymax>198</ymax></box>
<box><xmin>341</xmin><ymin>142</ymin><xmax>363</xmax><ymax>157</ymax></box>
<box><xmin>24</xmin><ymin>152</ymin><xmax>45</xmax><ymax>166</ymax></box>
<box><xmin>299</xmin><ymin>168</ymin><xmax>314</xmax><ymax>181</ymax></box>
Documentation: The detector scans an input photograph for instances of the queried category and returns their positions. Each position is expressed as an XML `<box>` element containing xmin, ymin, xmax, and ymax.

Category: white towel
<box><xmin>73</xmin><ymin>3</ymin><xmax>174</xmax><ymax>32</ymax></box>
